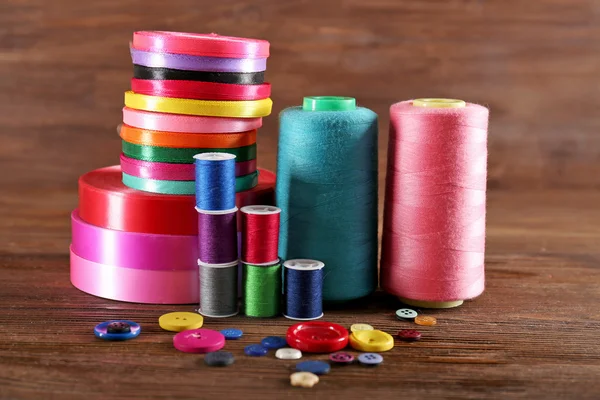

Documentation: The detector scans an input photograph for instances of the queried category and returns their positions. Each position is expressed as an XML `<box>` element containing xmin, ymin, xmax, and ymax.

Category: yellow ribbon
<box><xmin>124</xmin><ymin>91</ymin><xmax>272</xmax><ymax>118</ymax></box>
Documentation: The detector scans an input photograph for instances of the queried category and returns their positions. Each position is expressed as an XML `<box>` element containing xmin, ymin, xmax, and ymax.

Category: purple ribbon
<box><xmin>130</xmin><ymin>47</ymin><xmax>267</xmax><ymax>73</ymax></box>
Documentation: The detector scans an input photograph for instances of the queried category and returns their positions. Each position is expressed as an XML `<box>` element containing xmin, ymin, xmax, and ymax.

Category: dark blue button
<box><xmin>94</xmin><ymin>320</ymin><xmax>140</xmax><ymax>341</ymax></box>
<box><xmin>244</xmin><ymin>344</ymin><xmax>268</xmax><ymax>357</ymax></box>
<box><xmin>204</xmin><ymin>351</ymin><xmax>235</xmax><ymax>367</ymax></box>
<box><xmin>295</xmin><ymin>360</ymin><xmax>331</xmax><ymax>375</ymax></box>
<box><xmin>260</xmin><ymin>336</ymin><xmax>287</xmax><ymax>350</ymax></box>
<box><xmin>220</xmin><ymin>328</ymin><xmax>243</xmax><ymax>340</ymax></box>
<box><xmin>357</xmin><ymin>353</ymin><xmax>383</xmax><ymax>366</ymax></box>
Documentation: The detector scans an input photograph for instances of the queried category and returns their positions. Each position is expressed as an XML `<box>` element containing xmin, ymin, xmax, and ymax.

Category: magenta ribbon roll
<box><xmin>120</xmin><ymin>154</ymin><xmax>257</xmax><ymax>181</ymax></box>
<box><xmin>71</xmin><ymin>210</ymin><xmax>197</xmax><ymax>271</ymax></box>
<box><xmin>130</xmin><ymin>47</ymin><xmax>267</xmax><ymax>73</ymax></box>
<box><xmin>197</xmin><ymin>209</ymin><xmax>238</xmax><ymax>264</ymax></box>
<box><xmin>70</xmin><ymin>247</ymin><xmax>198</xmax><ymax>304</ymax></box>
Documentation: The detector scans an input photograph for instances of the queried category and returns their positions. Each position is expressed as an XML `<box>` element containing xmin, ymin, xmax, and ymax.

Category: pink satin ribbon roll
<box><xmin>122</xmin><ymin>107</ymin><xmax>263</xmax><ymax>134</ymax></box>
<box><xmin>70</xmin><ymin>247</ymin><xmax>198</xmax><ymax>304</ymax></box>
<box><xmin>119</xmin><ymin>154</ymin><xmax>257</xmax><ymax>181</ymax></box>
<box><xmin>71</xmin><ymin>210</ymin><xmax>197</xmax><ymax>271</ymax></box>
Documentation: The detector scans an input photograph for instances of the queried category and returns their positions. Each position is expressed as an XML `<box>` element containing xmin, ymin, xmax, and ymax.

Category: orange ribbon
<box><xmin>119</xmin><ymin>125</ymin><xmax>257</xmax><ymax>149</ymax></box>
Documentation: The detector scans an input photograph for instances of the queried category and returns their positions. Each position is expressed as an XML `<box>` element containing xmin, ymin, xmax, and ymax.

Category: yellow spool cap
<box><xmin>412</xmin><ymin>98</ymin><xmax>466</xmax><ymax>108</ymax></box>
<box><xmin>399</xmin><ymin>297</ymin><xmax>464</xmax><ymax>309</ymax></box>
<box><xmin>349</xmin><ymin>330</ymin><xmax>394</xmax><ymax>352</ymax></box>
<box><xmin>158</xmin><ymin>312</ymin><xmax>204</xmax><ymax>332</ymax></box>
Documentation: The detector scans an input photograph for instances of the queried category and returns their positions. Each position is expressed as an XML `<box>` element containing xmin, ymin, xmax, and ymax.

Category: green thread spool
<box><xmin>242</xmin><ymin>262</ymin><xmax>282</xmax><ymax>317</ymax></box>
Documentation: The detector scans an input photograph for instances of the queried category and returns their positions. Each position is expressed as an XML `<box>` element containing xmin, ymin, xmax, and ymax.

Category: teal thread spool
<box><xmin>242</xmin><ymin>261</ymin><xmax>282</xmax><ymax>317</ymax></box>
<box><xmin>276</xmin><ymin>96</ymin><xmax>378</xmax><ymax>302</ymax></box>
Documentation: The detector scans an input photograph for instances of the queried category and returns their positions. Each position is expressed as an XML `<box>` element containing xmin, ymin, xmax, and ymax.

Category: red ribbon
<box><xmin>131</xmin><ymin>79</ymin><xmax>271</xmax><ymax>101</ymax></box>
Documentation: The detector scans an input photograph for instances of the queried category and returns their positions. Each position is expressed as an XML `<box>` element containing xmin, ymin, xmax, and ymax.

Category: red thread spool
<box><xmin>380</xmin><ymin>98</ymin><xmax>489</xmax><ymax>309</ymax></box>
<box><xmin>240</xmin><ymin>205</ymin><xmax>280</xmax><ymax>265</ymax></box>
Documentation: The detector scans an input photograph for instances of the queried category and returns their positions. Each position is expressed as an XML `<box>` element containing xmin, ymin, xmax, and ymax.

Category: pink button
<box><xmin>173</xmin><ymin>329</ymin><xmax>225</xmax><ymax>354</ymax></box>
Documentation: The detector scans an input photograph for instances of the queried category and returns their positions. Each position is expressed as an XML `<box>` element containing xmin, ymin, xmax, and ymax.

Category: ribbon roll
<box><xmin>71</xmin><ymin>210</ymin><xmax>197</xmax><ymax>271</ymax></box>
<box><xmin>70</xmin><ymin>247</ymin><xmax>198</xmax><ymax>304</ymax></box>
<box><xmin>133</xmin><ymin>65</ymin><xmax>265</xmax><ymax>84</ymax></box>
<box><xmin>123</xmin><ymin>107</ymin><xmax>262</xmax><ymax>133</ymax></box>
<box><xmin>78</xmin><ymin>165</ymin><xmax>276</xmax><ymax>235</ymax></box>
<box><xmin>132</xmin><ymin>31</ymin><xmax>270</xmax><ymax>58</ymax></box>
<box><xmin>122</xmin><ymin>141</ymin><xmax>257</xmax><ymax>163</ymax></box>
<box><xmin>124</xmin><ymin>91</ymin><xmax>273</xmax><ymax>118</ymax></box>
<box><xmin>119</xmin><ymin>125</ymin><xmax>257</xmax><ymax>149</ymax></box>
<box><xmin>130</xmin><ymin>47</ymin><xmax>267</xmax><ymax>73</ymax></box>
<box><xmin>122</xmin><ymin>170</ymin><xmax>259</xmax><ymax>195</ymax></box>
<box><xmin>130</xmin><ymin>79</ymin><xmax>271</xmax><ymax>101</ymax></box>
<box><xmin>120</xmin><ymin>154</ymin><xmax>257</xmax><ymax>181</ymax></box>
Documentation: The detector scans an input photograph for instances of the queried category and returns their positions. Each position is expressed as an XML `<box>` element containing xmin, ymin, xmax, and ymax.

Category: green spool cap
<box><xmin>302</xmin><ymin>96</ymin><xmax>356</xmax><ymax>111</ymax></box>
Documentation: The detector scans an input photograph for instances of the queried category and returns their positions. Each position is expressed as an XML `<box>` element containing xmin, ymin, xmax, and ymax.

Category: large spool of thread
<box><xmin>283</xmin><ymin>259</ymin><xmax>324</xmax><ymax>320</ymax></box>
<box><xmin>380</xmin><ymin>98</ymin><xmax>489</xmax><ymax>308</ymax></box>
<box><xmin>242</xmin><ymin>261</ymin><xmax>281</xmax><ymax>317</ymax></box>
<box><xmin>198</xmin><ymin>260</ymin><xmax>238</xmax><ymax>317</ymax></box>
<box><xmin>276</xmin><ymin>96</ymin><xmax>378</xmax><ymax>302</ymax></box>
<box><xmin>240</xmin><ymin>205</ymin><xmax>280</xmax><ymax>265</ymax></box>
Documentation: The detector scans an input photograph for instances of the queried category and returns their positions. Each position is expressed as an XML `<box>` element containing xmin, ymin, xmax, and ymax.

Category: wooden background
<box><xmin>1</xmin><ymin>1</ymin><xmax>599</xmax><ymax>399</ymax></box>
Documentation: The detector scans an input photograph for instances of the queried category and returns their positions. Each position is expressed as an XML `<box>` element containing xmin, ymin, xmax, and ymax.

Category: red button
<box><xmin>286</xmin><ymin>321</ymin><xmax>349</xmax><ymax>353</ymax></box>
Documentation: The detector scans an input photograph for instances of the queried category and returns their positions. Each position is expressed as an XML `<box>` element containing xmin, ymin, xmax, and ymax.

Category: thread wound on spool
<box><xmin>195</xmin><ymin>153</ymin><xmax>237</xmax><ymax>211</ymax></box>
<box><xmin>197</xmin><ymin>209</ymin><xmax>238</xmax><ymax>264</ymax></box>
<box><xmin>380</xmin><ymin>100</ymin><xmax>489</xmax><ymax>303</ymax></box>
<box><xmin>283</xmin><ymin>259</ymin><xmax>324</xmax><ymax>320</ymax></box>
<box><xmin>242</xmin><ymin>261</ymin><xmax>281</xmax><ymax>317</ymax></box>
<box><xmin>276</xmin><ymin>103</ymin><xmax>378</xmax><ymax>302</ymax></box>
<box><xmin>240</xmin><ymin>205</ymin><xmax>280</xmax><ymax>265</ymax></box>
<box><xmin>198</xmin><ymin>260</ymin><xmax>239</xmax><ymax>318</ymax></box>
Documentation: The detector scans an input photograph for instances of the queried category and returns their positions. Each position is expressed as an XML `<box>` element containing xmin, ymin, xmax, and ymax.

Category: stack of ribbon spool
<box><xmin>70</xmin><ymin>31</ymin><xmax>276</xmax><ymax>305</ymax></box>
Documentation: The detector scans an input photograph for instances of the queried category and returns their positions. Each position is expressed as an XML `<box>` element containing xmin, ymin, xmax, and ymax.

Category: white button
<box><xmin>290</xmin><ymin>372</ymin><xmax>319</xmax><ymax>388</ymax></box>
<box><xmin>276</xmin><ymin>347</ymin><xmax>302</xmax><ymax>360</ymax></box>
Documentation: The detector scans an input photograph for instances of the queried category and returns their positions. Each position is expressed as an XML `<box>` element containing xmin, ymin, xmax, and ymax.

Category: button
<box><xmin>220</xmin><ymin>328</ymin><xmax>243</xmax><ymax>340</ymax></box>
<box><xmin>357</xmin><ymin>353</ymin><xmax>383</xmax><ymax>366</ymax></box>
<box><xmin>350</xmin><ymin>323</ymin><xmax>374</xmax><ymax>333</ymax></box>
<box><xmin>349</xmin><ymin>330</ymin><xmax>394</xmax><ymax>352</ymax></box>
<box><xmin>94</xmin><ymin>320</ymin><xmax>140</xmax><ymax>341</ymax></box>
<box><xmin>329</xmin><ymin>352</ymin><xmax>354</xmax><ymax>364</ymax></box>
<box><xmin>204</xmin><ymin>351</ymin><xmax>235</xmax><ymax>367</ymax></box>
<box><xmin>244</xmin><ymin>344</ymin><xmax>268</xmax><ymax>357</ymax></box>
<box><xmin>173</xmin><ymin>329</ymin><xmax>225</xmax><ymax>354</ymax></box>
<box><xmin>414</xmin><ymin>316</ymin><xmax>437</xmax><ymax>326</ymax></box>
<box><xmin>261</xmin><ymin>336</ymin><xmax>288</xmax><ymax>350</ymax></box>
<box><xmin>396</xmin><ymin>308</ymin><xmax>418</xmax><ymax>321</ymax></box>
<box><xmin>286</xmin><ymin>321</ymin><xmax>349</xmax><ymax>353</ymax></box>
<box><xmin>290</xmin><ymin>372</ymin><xmax>319</xmax><ymax>388</ymax></box>
<box><xmin>295</xmin><ymin>360</ymin><xmax>331</xmax><ymax>375</ymax></box>
<box><xmin>275</xmin><ymin>348</ymin><xmax>302</xmax><ymax>360</ymax></box>
<box><xmin>158</xmin><ymin>312</ymin><xmax>204</xmax><ymax>332</ymax></box>
<box><xmin>398</xmin><ymin>329</ymin><xmax>422</xmax><ymax>342</ymax></box>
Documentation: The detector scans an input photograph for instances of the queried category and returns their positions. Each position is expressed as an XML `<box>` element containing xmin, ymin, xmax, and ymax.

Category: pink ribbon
<box><xmin>70</xmin><ymin>247</ymin><xmax>198</xmax><ymax>304</ymax></box>
<box><xmin>71</xmin><ymin>210</ymin><xmax>197</xmax><ymax>271</ymax></box>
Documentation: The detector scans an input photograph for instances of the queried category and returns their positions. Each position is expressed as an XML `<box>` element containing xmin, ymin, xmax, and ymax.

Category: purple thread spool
<box><xmin>197</xmin><ymin>208</ymin><xmax>238</xmax><ymax>265</ymax></box>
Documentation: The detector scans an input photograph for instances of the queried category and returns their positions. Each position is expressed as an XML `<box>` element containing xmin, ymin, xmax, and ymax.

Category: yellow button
<box><xmin>349</xmin><ymin>330</ymin><xmax>394</xmax><ymax>352</ymax></box>
<box><xmin>159</xmin><ymin>312</ymin><xmax>204</xmax><ymax>332</ymax></box>
<box><xmin>290</xmin><ymin>372</ymin><xmax>319</xmax><ymax>388</ymax></box>
<box><xmin>350</xmin><ymin>323</ymin><xmax>374</xmax><ymax>333</ymax></box>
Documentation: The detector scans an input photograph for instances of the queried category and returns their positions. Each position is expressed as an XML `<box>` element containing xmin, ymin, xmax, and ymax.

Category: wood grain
<box><xmin>1</xmin><ymin>0</ymin><xmax>599</xmax><ymax>398</ymax></box>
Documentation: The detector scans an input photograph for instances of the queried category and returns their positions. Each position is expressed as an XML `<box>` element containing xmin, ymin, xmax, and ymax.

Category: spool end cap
<box><xmin>302</xmin><ymin>96</ymin><xmax>356</xmax><ymax>111</ymax></box>
<box><xmin>412</xmin><ymin>98</ymin><xmax>466</xmax><ymax>108</ymax></box>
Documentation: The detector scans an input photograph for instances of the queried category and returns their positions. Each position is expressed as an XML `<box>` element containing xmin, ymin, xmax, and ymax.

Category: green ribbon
<box><xmin>122</xmin><ymin>140</ymin><xmax>257</xmax><ymax>163</ymax></box>
<box><xmin>242</xmin><ymin>262</ymin><xmax>282</xmax><ymax>317</ymax></box>
<box><xmin>122</xmin><ymin>171</ymin><xmax>259</xmax><ymax>195</ymax></box>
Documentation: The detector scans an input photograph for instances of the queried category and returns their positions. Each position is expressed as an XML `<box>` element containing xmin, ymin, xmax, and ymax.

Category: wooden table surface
<box><xmin>1</xmin><ymin>1</ymin><xmax>600</xmax><ymax>399</ymax></box>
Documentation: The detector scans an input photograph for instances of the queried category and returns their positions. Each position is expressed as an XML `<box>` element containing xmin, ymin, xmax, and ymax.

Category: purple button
<box><xmin>173</xmin><ymin>329</ymin><xmax>225</xmax><ymax>354</ymax></box>
<box><xmin>329</xmin><ymin>352</ymin><xmax>355</xmax><ymax>364</ymax></box>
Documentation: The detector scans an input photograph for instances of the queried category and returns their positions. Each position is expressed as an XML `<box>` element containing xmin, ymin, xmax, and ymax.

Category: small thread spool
<box><xmin>242</xmin><ymin>261</ymin><xmax>281</xmax><ymax>318</ymax></box>
<box><xmin>240</xmin><ymin>205</ymin><xmax>280</xmax><ymax>265</ymax></box>
<box><xmin>283</xmin><ymin>259</ymin><xmax>324</xmax><ymax>320</ymax></box>
<box><xmin>196</xmin><ymin>208</ymin><xmax>238</xmax><ymax>265</ymax></box>
<box><xmin>276</xmin><ymin>96</ymin><xmax>378</xmax><ymax>302</ymax></box>
<box><xmin>198</xmin><ymin>260</ymin><xmax>238</xmax><ymax>318</ymax></box>
<box><xmin>380</xmin><ymin>98</ymin><xmax>489</xmax><ymax>309</ymax></box>
<box><xmin>194</xmin><ymin>153</ymin><xmax>236</xmax><ymax>212</ymax></box>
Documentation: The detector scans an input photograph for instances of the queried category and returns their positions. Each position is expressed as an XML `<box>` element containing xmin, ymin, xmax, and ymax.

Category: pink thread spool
<box><xmin>380</xmin><ymin>98</ymin><xmax>489</xmax><ymax>308</ymax></box>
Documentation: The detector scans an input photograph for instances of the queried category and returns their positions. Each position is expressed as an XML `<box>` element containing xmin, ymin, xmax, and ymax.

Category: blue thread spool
<box><xmin>194</xmin><ymin>153</ymin><xmax>236</xmax><ymax>211</ymax></box>
<box><xmin>276</xmin><ymin>96</ymin><xmax>378</xmax><ymax>302</ymax></box>
<box><xmin>283</xmin><ymin>259</ymin><xmax>324</xmax><ymax>320</ymax></box>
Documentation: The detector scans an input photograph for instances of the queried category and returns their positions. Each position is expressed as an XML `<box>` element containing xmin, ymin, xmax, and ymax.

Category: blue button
<box><xmin>295</xmin><ymin>360</ymin><xmax>331</xmax><ymax>375</ymax></box>
<box><xmin>261</xmin><ymin>336</ymin><xmax>288</xmax><ymax>350</ymax></box>
<box><xmin>244</xmin><ymin>344</ymin><xmax>268</xmax><ymax>357</ymax></box>
<box><xmin>357</xmin><ymin>353</ymin><xmax>383</xmax><ymax>366</ymax></box>
<box><xmin>220</xmin><ymin>328</ymin><xmax>243</xmax><ymax>340</ymax></box>
<box><xmin>204</xmin><ymin>351</ymin><xmax>235</xmax><ymax>367</ymax></box>
<box><xmin>94</xmin><ymin>320</ymin><xmax>140</xmax><ymax>341</ymax></box>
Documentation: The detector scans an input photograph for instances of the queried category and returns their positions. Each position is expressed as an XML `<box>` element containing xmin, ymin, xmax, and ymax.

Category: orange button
<box><xmin>414</xmin><ymin>316</ymin><xmax>437</xmax><ymax>326</ymax></box>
